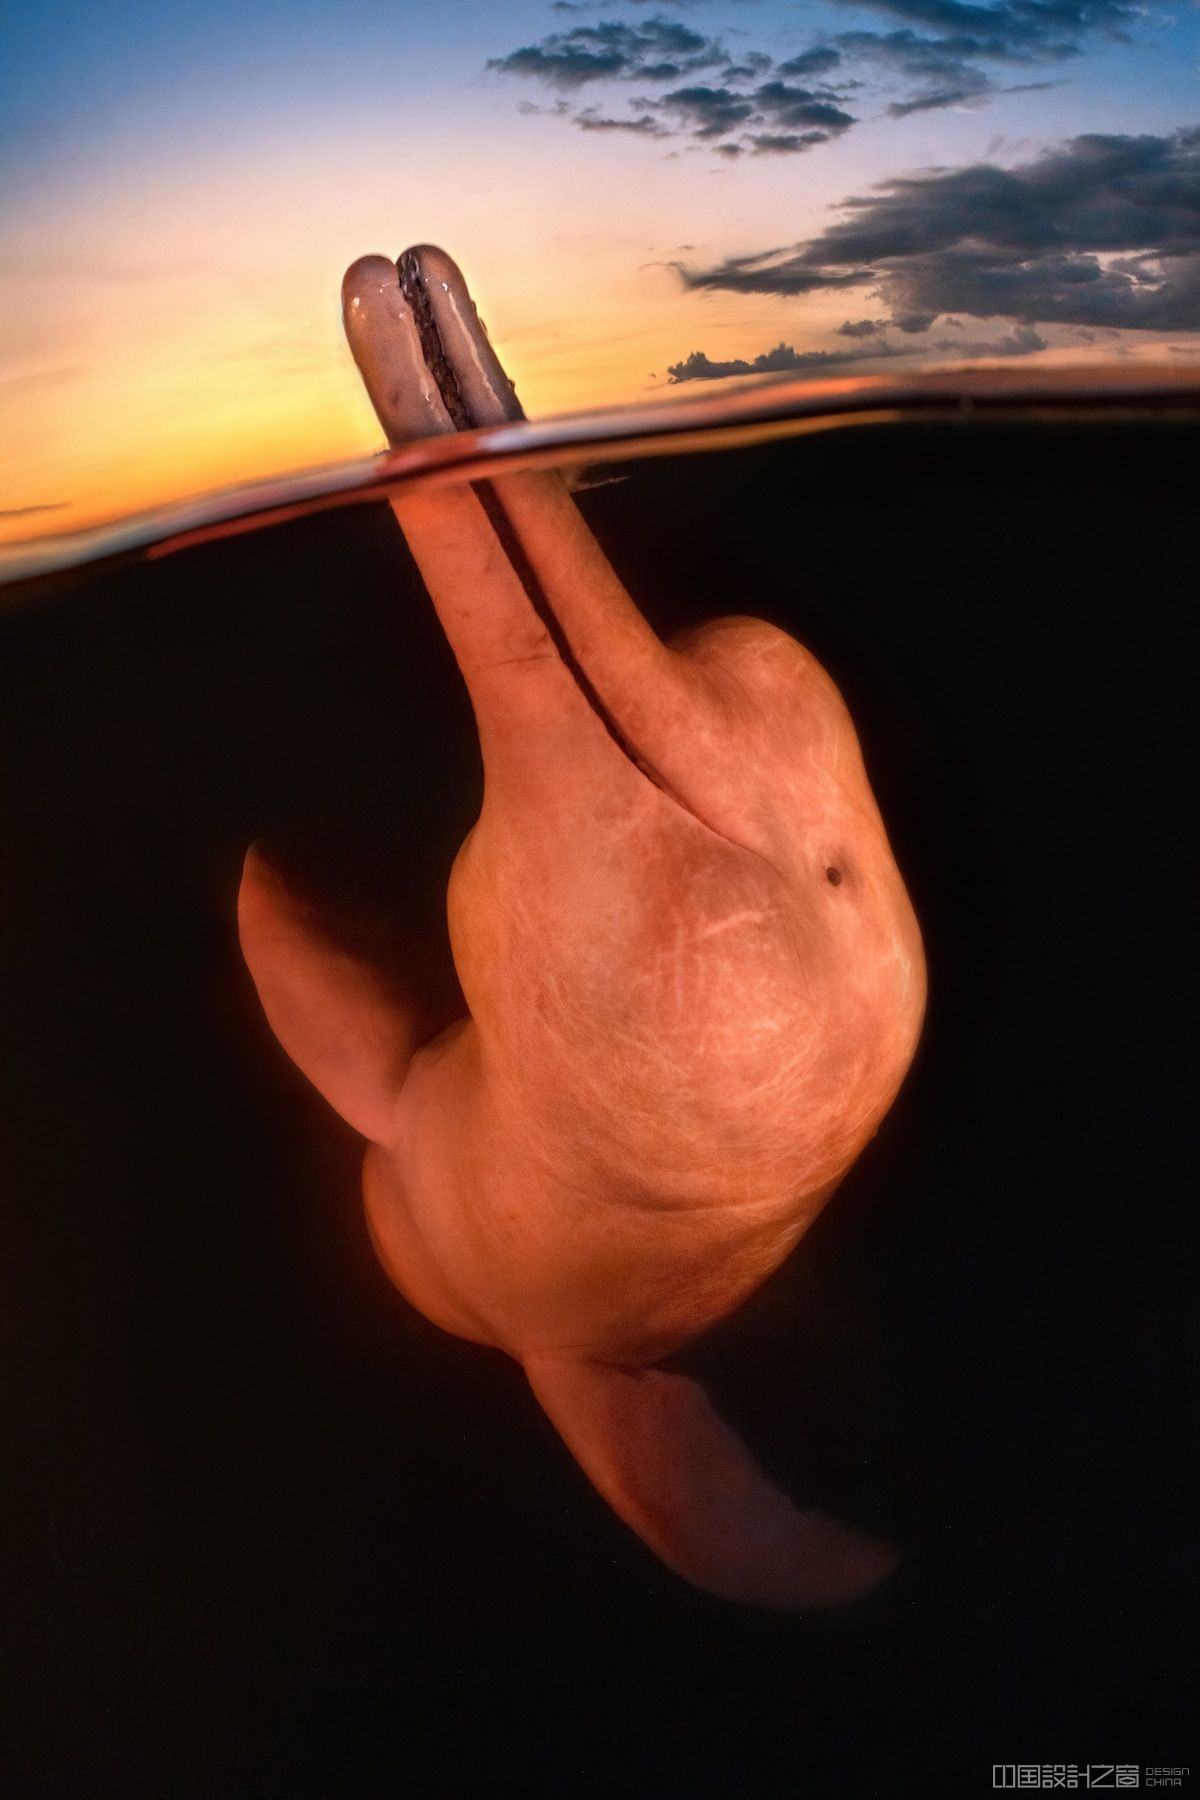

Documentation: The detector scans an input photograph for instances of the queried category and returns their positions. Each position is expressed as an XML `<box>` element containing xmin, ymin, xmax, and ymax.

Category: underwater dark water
<box><xmin>0</xmin><ymin>418</ymin><xmax>1193</xmax><ymax>1796</ymax></box>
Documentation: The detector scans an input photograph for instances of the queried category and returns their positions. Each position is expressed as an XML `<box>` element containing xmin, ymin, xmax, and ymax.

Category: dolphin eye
<box><xmin>825</xmin><ymin>867</ymin><xmax>843</xmax><ymax>887</ymax></box>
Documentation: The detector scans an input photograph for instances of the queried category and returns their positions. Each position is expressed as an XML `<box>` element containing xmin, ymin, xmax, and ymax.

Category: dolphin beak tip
<box><xmin>399</xmin><ymin>244</ymin><xmax>459</xmax><ymax>288</ymax></box>
<box><xmin>341</xmin><ymin>254</ymin><xmax>399</xmax><ymax>320</ymax></box>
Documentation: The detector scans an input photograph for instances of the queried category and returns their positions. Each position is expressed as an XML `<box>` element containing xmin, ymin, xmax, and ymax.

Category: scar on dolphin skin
<box><xmin>238</xmin><ymin>244</ymin><xmax>928</xmax><ymax>1611</ymax></box>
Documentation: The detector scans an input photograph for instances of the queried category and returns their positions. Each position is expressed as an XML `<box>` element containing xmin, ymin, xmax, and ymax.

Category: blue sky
<box><xmin>1</xmin><ymin>0</ymin><xmax>1196</xmax><ymax>535</ymax></box>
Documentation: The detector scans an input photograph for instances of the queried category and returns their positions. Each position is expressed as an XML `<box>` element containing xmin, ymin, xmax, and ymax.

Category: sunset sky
<box><xmin>1</xmin><ymin>0</ymin><xmax>1197</xmax><ymax>542</ymax></box>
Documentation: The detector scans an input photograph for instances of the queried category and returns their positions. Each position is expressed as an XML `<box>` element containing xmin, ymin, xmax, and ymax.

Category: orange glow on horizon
<box><xmin>4</xmin><ymin>304</ymin><xmax>1155</xmax><ymax>551</ymax></box>
<box><xmin>4</xmin><ymin>113</ymin><xmax>1195</xmax><ymax>552</ymax></box>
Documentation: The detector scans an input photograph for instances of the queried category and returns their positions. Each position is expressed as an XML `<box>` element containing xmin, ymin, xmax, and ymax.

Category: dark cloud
<box><xmin>677</xmin><ymin>255</ymin><xmax>873</xmax><ymax>296</ymax></box>
<box><xmin>832</xmin><ymin>27</ymin><xmax>1015</xmax><ymax>117</ymax></box>
<box><xmin>824</xmin><ymin>0</ymin><xmax>1138</xmax><ymax>61</ymax></box>
<box><xmin>649</xmin><ymin>77</ymin><xmax>855</xmax><ymax>149</ymax></box>
<box><xmin>666</xmin><ymin>316</ymin><xmax>1051</xmax><ymax>383</ymax></box>
<box><xmin>930</xmin><ymin>323</ymin><xmax>1047</xmax><ymax>352</ymax></box>
<box><xmin>574</xmin><ymin>108</ymin><xmax>669</xmax><ymax>134</ymax></box>
<box><xmin>491</xmin><ymin>42</ymin><xmax>627</xmax><ymax>88</ymax></box>
<box><xmin>487</xmin><ymin>18</ymin><xmax>721</xmax><ymax>91</ymax></box>
<box><xmin>492</xmin><ymin>0</ymin><xmax>1145</xmax><ymax>149</ymax></box>
<box><xmin>722</xmin><ymin>53</ymin><xmax>773</xmax><ymax>81</ymax></box>
<box><xmin>0</xmin><ymin>501</ymin><xmax>70</xmax><ymax>519</ymax></box>
<box><xmin>666</xmin><ymin>341</ymin><xmax>915</xmax><ymax>381</ymax></box>
<box><xmin>644</xmin><ymin>74</ymin><xmax>859</xmax><ymax>147</ymax></box>
<box><xmin>752</xmin><ymin>80</ymin><xmax>855</xmax><ymax>134</ymax></box>
<box><xmin>747</xmin><ymin>132</ymin><xmax>832</xmax><ymax>155</ymax></box>
<box><xmin>829</xmin><ymin>0</ymin><xmax>1139</xmax><ymax>121</ymax></box>
<box><xmin>677</xmin><ymin>127</ymin><xmax>1200</xmax><ymax>333</ymax></box>
<box><xmin>886</xmin><ymin>77</ymin><xmax>989</xmax><ymax>115</ymax></box>
<box><xmin>778</xmin><ymin>47</ymin><xmax>844</xmax><ymax>78</ymax></box>
<box><xmin>836</xmin><ymin>314</ymin><xmax>1044</xmax><ymax>349</ymax></box>
<box><xmin>856</xmin><ymin>42</ymin><xmax>1062</xmax><ymax>115</ymax></box>
<box><xmin>651</xmin><ymin>84</ymin><xmax>756</xmax><ymax>138</ymax></box>
<box><xmin>836</xmin><ymin>27</ymin><xmax>978</xmax><ymax>83</ymax></box>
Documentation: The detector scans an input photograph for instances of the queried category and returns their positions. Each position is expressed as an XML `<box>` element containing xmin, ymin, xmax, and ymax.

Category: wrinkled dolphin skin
<box><xmin>238</xmin><ymin>247</ymin><xmax>926</xmax><ymax>1609</ymax></box>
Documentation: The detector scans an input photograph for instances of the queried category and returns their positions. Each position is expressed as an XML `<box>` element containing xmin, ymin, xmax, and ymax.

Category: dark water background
<box><xmin>0</xmin><ymin>419</ymin><xmax>1193</xmax><ymax>1795</ymax></box>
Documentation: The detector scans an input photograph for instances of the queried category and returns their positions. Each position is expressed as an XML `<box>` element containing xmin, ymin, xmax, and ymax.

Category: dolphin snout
<box><xmin>342</xmin><ymin>247</ymin><xmax>523</xmax><ymax>446</ymax></box>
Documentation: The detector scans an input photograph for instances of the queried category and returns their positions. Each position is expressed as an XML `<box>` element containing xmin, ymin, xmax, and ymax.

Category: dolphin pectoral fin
<box><xmin>525</xmin><ymin>1356</ymin><xmax>900</xmax><ymax>1611</ymax></box>
<box><xmin>237</xmin><ymin>845</ymin><xmax>424</xmax><ymax>1144</ymax></box>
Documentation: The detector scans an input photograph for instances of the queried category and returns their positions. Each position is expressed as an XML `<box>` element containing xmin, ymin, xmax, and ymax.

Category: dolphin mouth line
<box><xmin>397</xmin><ymin>247</ymin><xmax>674</xmax><ymax>799</ymax></box>
<box><xmin>398</xmin><ymin>249</ymin><xmax>476</xmax><ymax>435</ymax></box>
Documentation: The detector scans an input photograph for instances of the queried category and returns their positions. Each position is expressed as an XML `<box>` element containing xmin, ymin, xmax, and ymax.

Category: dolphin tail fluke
<box><xmin>524</xmin><ymin>1355</ymin><xmax>899</xmax><ymax>1611</ymax></box>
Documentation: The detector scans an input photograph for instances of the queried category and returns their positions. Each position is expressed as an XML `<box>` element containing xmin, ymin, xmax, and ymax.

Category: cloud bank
<box><xmin>665</xmin><ymin>322</ymin><xmax>1047</xmax><ymax>380</ymax></box>
<box><xmin>676</xmin><ymin>128</ymin><xmax>1200</xmax><ymax>333</ymax></box>
<box><xmin>488</xmin><ymin>0</ymin><xmax>1146</xmax><ymax>153</ymax></box>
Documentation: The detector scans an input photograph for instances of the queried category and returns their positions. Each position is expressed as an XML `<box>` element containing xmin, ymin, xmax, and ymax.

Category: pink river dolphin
<box><xmin>238</xmin><ymin>245</ymin><xmax>926</xmax><ymax>1609</ymax></box>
